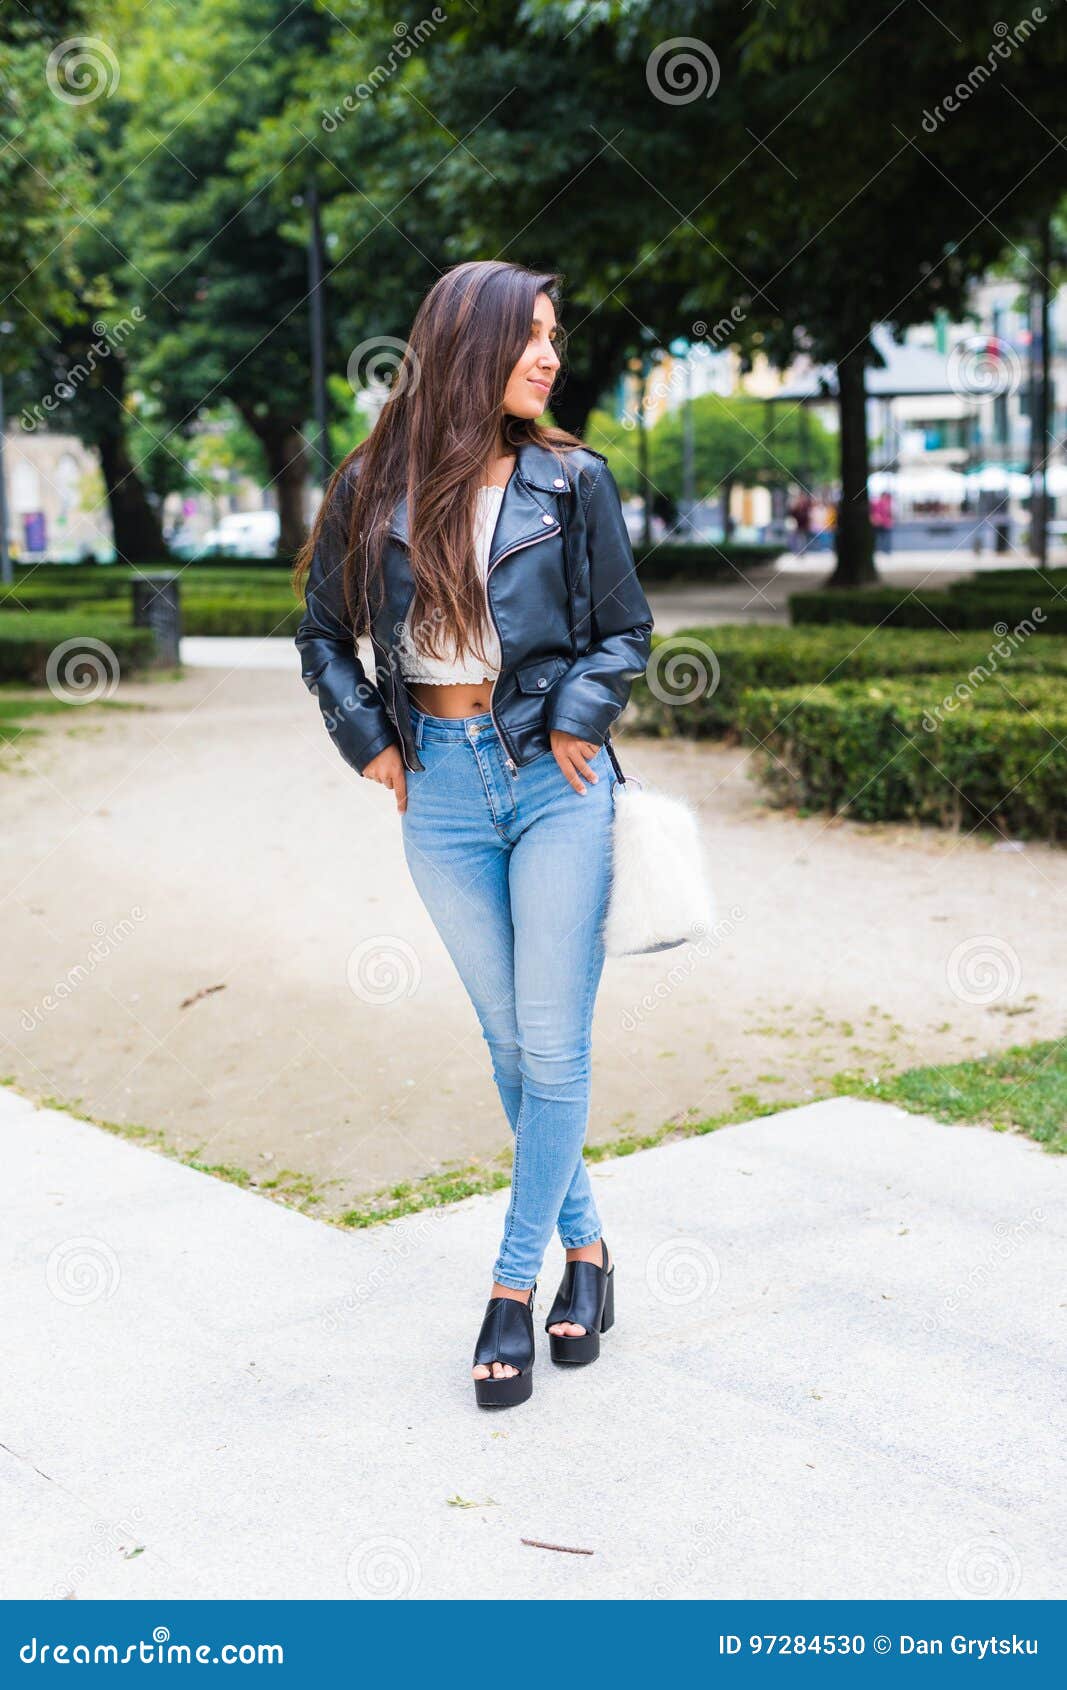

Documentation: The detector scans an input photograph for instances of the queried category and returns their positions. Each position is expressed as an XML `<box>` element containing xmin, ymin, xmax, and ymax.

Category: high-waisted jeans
<box><xmin>400</xmin><ymin>703</ymin><xmax>618</xmax><ymax>1290</ymax></box>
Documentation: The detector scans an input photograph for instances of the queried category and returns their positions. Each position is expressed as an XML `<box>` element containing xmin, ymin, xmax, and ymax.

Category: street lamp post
<box><xmin>670</xmin><ymin>335</ymin><xmax>694</xmax><ymax>538</ymax></box>
<box><xmin>0</xmin><ymin>319</ymin><xmax>14</xmax><ymax>586</ymax></box>
<box><xmin>306</xmin><ymin>178</ymin><xmax>330</xmax><ymax>493</ymax></box>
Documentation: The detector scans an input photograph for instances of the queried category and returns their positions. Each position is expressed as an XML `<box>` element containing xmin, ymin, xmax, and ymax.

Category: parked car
<box><xmin>195</xmin><ymin>510</ymin><xmax>280</xmax><ymax>557</ymax></box>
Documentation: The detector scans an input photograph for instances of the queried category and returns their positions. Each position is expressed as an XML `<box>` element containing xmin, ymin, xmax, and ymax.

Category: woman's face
<box><xmin>501</xmin><ymin>290</ymin><xmax>562</xmax><ymax>420</ymax></box>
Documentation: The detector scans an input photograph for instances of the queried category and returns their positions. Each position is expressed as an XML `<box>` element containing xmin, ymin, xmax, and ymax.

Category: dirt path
<box><xmin>2</xmin><ymin>657</ymin><xmax>1063</xmax><ymax>1218</ymax></box>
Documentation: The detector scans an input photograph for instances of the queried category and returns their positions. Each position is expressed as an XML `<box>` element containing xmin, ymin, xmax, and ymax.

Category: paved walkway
<box><xmin>2</xmin><ymin>1084</ymin><xmax>1063</xmax><ymax>1600</ymax></box>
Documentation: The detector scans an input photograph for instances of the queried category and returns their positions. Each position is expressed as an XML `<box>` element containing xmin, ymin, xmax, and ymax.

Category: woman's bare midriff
<box><xmin>406</xmin><ymin>679</ymin><xmax>495</xmax><ymax>718</ymax></box>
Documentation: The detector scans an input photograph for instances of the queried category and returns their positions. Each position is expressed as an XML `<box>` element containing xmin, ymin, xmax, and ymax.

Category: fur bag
<box><xmin>602</xmin><ymin>762</ymin><xmax>716</xmax><ymax>957</ymax></box>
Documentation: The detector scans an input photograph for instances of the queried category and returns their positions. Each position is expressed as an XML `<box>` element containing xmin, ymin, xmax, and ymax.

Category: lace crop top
<box><xmin>397</xmin><ymin>484</ymin><xmax>504</xmax><ymax>686</ymax></box>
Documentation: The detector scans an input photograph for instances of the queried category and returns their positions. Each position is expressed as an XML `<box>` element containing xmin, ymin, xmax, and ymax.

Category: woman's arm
<box><xmin>546</xmin><ymin>457</ymin><xmax>654</xmax><ymax>747</ymax></box>
<box><xmin>294</xmin><ymin>464</ymin><xmax>402</xmax><ymax>776</ymax></box>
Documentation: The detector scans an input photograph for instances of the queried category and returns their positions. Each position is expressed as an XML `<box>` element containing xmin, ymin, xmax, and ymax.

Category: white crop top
<box><xmin>397</xmin><ymin>484</ymin><xmax>504</xmax><ymax>686</ymax></box>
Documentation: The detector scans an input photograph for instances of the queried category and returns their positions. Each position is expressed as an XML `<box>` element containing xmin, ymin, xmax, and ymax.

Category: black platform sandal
<box><xmin>545</xmin><ymin>1237</ymin><xmax>614</xmax><ymax>1365</ymax></box>
<box><xmin>472</xmin><ymin>1281</ymin><xmax>536</xmax><ymax>1408</ymax></box>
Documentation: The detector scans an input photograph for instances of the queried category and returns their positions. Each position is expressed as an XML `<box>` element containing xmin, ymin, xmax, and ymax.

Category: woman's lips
<box><xmin>528</xmin><ymin>378</ymin><xmax>551</xmax><ymax>393</ymax></box>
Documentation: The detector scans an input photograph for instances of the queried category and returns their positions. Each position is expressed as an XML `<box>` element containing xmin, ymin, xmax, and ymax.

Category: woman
<box><xmin>293</xmin><ymin>259</ymin><xmax>653</xmax><ymax>1409</ymax></box>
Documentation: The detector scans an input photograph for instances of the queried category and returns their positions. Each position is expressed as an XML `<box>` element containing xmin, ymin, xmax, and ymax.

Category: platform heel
<box><xmin>545</xmin><ymin>1237</ymin><xmax>614</xmax><ymax>1365</ymax></box>
<box><xmin>472</xmin><ymin>1281</ymin><xmax>536</xmax><ymax>1408</ymax></box>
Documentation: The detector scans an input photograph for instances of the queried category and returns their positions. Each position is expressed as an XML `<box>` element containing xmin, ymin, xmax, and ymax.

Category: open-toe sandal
<box><xmin>544</xmin><ymin>1237</ymin><xmax>614</xmax><ymax>1365</ymax></box>
<box><xmin>472</xmin><ymin>1281</ymin><xmax>536</xmax><ymax>1408</ymax></box>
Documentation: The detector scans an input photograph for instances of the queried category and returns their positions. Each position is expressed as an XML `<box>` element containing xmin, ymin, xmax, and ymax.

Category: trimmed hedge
<box><xmin>14</xmin><ymin>561</ymin><xmax>295</xmax><ymax>581</ymax></box>
<box><xmin>181</xmin><ymin>598</ymin><xmax>302</xmax><ymax>636</ymax></box>
<box><xmin>3</xmin><ymin>569</ymin><xmax>302</xmax><ymax>642</ymax></box>
<box><xmin>0</xmin><ymin>615</ymin><xmax>157</xmax><ymax>685</ymax></box>
<box><xmin>629</xmin><ymin>624</ymin><xmax>1067</xmax><ymax>740</ymax></box>
<box><xmin>736</xmin><ymin>673</ymin><xmax>1067</xmax><ymax>841</ymax></box>
<box><xmin>948</xmin><ymin>567</ymin><xmax>1067</xmax><ymax>597</ymax></box>
<box><xmin>789</xmin><ymin>585</ymin><xmax>1067</xmax><ymax>634</ymax></box>
<box><xmin>633</xmin><ymin>541</ymin><xmax>781</xmax><ymax>582</ymax></box>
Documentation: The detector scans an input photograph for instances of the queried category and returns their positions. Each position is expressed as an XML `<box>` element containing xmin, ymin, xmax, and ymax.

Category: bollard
<box><xmin>131</xmin><ymin>571</ymin><xmax>181</xmax><ymax>667</ymax></box>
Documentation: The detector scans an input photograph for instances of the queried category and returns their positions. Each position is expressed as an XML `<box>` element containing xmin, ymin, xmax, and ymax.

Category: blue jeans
<box><xmin>400</xmin><ymin>703</ymin><xmax>618</xmax><ymax>1290</ymax></box>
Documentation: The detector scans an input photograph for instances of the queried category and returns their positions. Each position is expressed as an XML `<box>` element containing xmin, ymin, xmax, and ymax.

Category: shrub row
<box><xmin>628</xmin><ymin>624</ymin><xmax>1067</xmax><ymax>739</ymax></box>
<box><xmin>947</xmin><ymin>567</ymin><xmax>1067</xmax><ymax>597</ymax></box>
<box><xmin>633</xmin><ymin>542</ymin><xmax>781</xmax><ymax>582</ymax></box>
<box><xmin>181</xmin><ymin>598</ymin><xmax>302</xmax><ymax>637</ymax></box>
<box><xmin>0</xmin><ymin>615</ymin><xmax>157</xmax><ymax>685</ymax></box>
<box><xmin>15</xmin><ymin>561</ymin><xmax>300</xmax><ymax>581</ymax></box>
<box><xmin>790</xmin><ymin>584</ymin><xmax>1067</xmax><ymax>633</ymax></box>
<box><xmin>735</xmin><ymin>674</ymin><xmax>1067</xmax><ymax>841</ymax></box>
<box><xmin>4</xmin><ymin>566</ymin><xmax>293</xmax><ymax>608</ymax></box>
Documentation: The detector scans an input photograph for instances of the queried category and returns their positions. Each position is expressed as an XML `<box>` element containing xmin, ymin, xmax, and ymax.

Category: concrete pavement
<box><xmin>1</xmin><ymin>1083</ymin><xmax>1064</xmax><ymax>1600</ymax></box>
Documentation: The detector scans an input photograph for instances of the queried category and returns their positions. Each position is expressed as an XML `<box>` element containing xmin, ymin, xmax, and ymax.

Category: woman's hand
<box><xmin>362</xmin><ymin>743</ymin><xmax>408</xmax><ymax>810</ymax></box>
<box><xmin>550</xmin><ymin>729</ymin><xmax>601</xmax><ymax>795</ymax></box>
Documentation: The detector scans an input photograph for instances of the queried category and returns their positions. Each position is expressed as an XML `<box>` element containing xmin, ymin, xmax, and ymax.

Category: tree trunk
<box><xmin>550</xmin><ymin>369</ymin><xmax>601</xmax><ymax>440</ymax></box>
<box><xmin>829</xmin><ymin>341</ymin><xmax>879</xmax><ymax>587</ymax></box>
<box><xmin>90</xmin><ymin>344</ymin><xmax>167</xmax><ymax>562</ymax></box>
<box><xmin>720</xmin><ymin>477</ymin><xmax>735</xmax><ymax>542</ymax></box>
<box><xmin>243</xmin><ymin>414</ymin><xmax>308</xmax><ymax>555</ymax></box>
<box><xmin>97</xmin><ymin>424</ymin><xmax>167</xmax><ymax>563</ymax></box>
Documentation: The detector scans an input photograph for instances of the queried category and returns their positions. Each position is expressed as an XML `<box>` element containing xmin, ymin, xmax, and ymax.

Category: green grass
<box><xmin>843</xmin><ymin>1036</ymin><xmax>1067</xmax><ymax>1153</ymax></box>
<box><xmin>4</xmin><ymin>1034</ymin><xmax>1062</xmax><ymax>1233</ymax></box>
<box><xmin>0</xmin><ymin>693</ymin><xmax>74</xmax><ymax>744</ymax></box>
<box><xmin>0</xmin><ymin>687</ymin><xmax>141</xmax><ymax>755</ymax></box>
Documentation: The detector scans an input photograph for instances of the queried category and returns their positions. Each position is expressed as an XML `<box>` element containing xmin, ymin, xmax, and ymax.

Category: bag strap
<box><xmin>558</xmin><ymin>481</ymin><xmax>628</xmax><ymax>785</ymax></box>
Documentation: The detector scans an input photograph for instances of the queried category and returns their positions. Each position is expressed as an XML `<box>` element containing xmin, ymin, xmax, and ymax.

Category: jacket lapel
<box><xmin>386</xmin><ymin>439</ymin><xmax>563</xmax><ymax>568</ymax></box>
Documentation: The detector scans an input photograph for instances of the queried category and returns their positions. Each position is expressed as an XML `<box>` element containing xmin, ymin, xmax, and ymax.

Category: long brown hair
<box><xmin>292</xmin><ymin>260</ymin><xmax>586</xmax><ymax>664</ymax></box>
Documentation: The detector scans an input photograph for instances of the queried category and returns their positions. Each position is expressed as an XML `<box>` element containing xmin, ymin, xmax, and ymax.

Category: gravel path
<box><xmin>2</xmin><ymin>629</ymin><xmax>1063</xmax><ymax>1217</ymax></box>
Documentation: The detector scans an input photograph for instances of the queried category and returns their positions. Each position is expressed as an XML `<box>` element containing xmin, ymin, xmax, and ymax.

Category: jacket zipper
<box><xmin>389</xmin><ymin>642</ymin><xmax>417</xmax><ymax>772</ymax></box>
<box><xmin>484</xmin><ymin>525</ymin><xmax>559</xmax><ymax>775</ymax></box>
<box><xmin>386</xmin><ymin>519</ymin><xmax>561</xmax><ymax>774</ymax></box>
<box><xmin>369</xmin><ymin>571</ymin><xmax>417</xmax><ymax>774</ymax></box>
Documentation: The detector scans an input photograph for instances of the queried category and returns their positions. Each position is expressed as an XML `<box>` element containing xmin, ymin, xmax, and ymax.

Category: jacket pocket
<box><xmin>514</xmin><ymin>653</ymin><xmax>571</xmax><ymax>694</ymax></box>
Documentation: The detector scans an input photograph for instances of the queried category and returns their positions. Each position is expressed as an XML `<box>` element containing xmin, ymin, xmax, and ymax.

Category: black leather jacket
<box><xmin>294</xmin><ymin>437</ymin><xmax>653</xmax><ymax>776</ymax></box>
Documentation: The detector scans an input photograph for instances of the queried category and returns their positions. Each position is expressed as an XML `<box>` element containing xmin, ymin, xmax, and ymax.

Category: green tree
<box><xmin>517</xmin><ymin>0</ymin><xmax>1067</xmax><ymax>581</ymax></box>
<box><xmin>246</xmin><ymin>0</ymin><xmax>697</xmax><ymax>451</ymax></box>
<box><xmin>107</xmin><ymin>0</ymin><xmax>351</xmax><ymax>551</ymax></box>
<box><xmin>647</xmin><ymin>393</ymin><xmax>834</xmax><ymax>536</ymax></box>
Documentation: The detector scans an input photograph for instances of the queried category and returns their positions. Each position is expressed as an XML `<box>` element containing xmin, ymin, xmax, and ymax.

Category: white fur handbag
<box><xmin>600</xmin><ymin>735</ymin><xmax>716</xmax><ymax>957</ymax></box>
<box><xmin>554</xmin><ymin>485</ymin><xmax>715</xmax><ymax>957</ymax></box>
